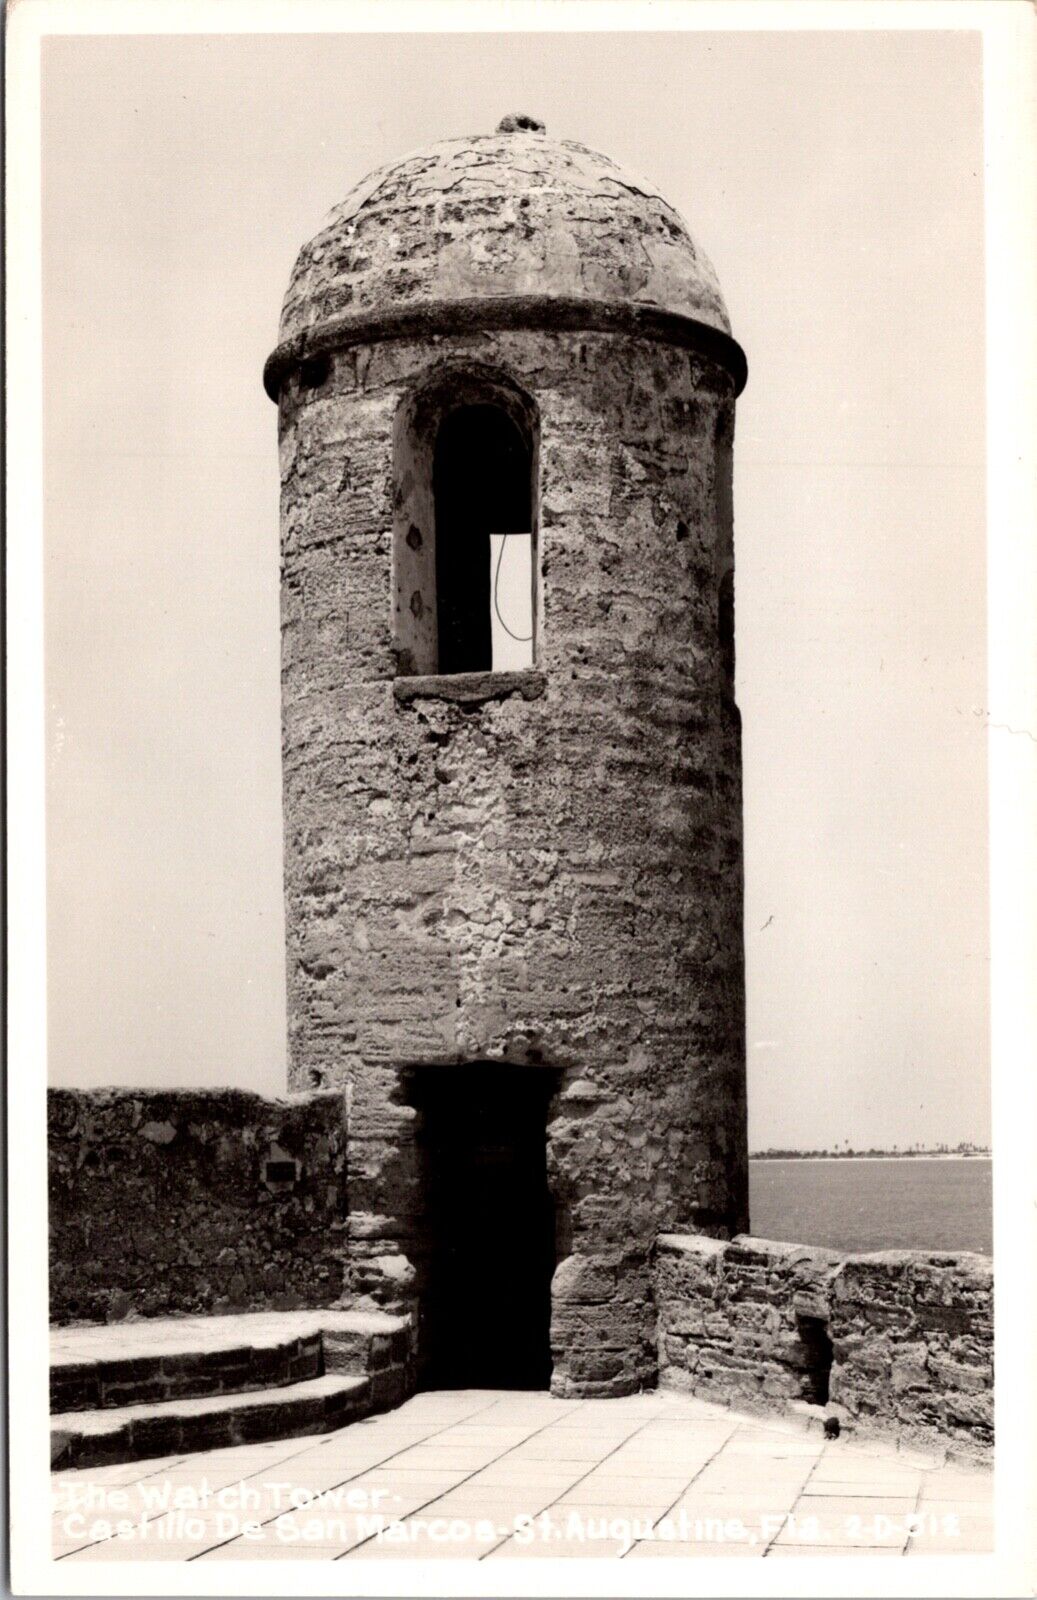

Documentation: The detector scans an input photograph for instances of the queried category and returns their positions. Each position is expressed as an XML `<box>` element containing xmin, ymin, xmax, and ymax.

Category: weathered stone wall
<box><xmin>278</xmin><ymin>326</ymin><xmax>746</xmax><ymax>1395</ymax></box>
<box><xmin>829</xmin><ymin>1250</ymin><xmax>993</xmax><ymax>1455</ymax></box>
<box><xmin>48</xmin><ymin>1089</ymin><xmax>349</xmax><ymax>1325</ymax></box>
<box><xmin>654</xmin><ymin>1233</ymin><xmax>993</xmax><ymax>1460</ymax></box>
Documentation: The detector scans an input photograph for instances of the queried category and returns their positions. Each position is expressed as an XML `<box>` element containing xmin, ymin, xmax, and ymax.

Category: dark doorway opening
<box><xmin>405</xmin><ymin>1063</ymin><xmax>556</xmax><ymax>1390</ymax></box>
<box><xmin>433</xmin><ymin>405</ymin><xmax>533</xmax><ymax>675</ymax></box>
<box><xmin>795</xmin><ymin>1313</ymin><xmax>834</xmax><ymax>1404</ymax></box>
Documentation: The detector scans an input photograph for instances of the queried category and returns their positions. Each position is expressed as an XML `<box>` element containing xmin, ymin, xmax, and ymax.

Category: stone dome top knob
<box><xmin>497</xmin><ymin>113</ymin><xmax>546</xmax><ymax>133</ymax></box>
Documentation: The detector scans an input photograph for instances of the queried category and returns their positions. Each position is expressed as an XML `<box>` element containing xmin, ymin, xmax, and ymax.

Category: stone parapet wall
<box><xmin>48</xmin><ymin>1089</ymin><xmax>349</xmax><ymax>1325</ymax></box>
<box><xmin>654</xmin><ymin>1233</ymin><xmax>993</xmax><ymax>1461</ymax></box>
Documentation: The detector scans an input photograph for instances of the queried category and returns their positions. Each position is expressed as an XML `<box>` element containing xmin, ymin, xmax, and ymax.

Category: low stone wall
<box><xmin>49</xmin><ymin>1088</ymin><xmax>349</xmax><ymax>1324</ymax></box>
<box><xmin>654</xmin><ymin>1233</ymin><xmax>993</xmax><ymax>1460</ymax></box>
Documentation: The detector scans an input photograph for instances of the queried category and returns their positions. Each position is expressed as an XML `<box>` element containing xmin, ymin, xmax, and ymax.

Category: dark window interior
<box><xmin>405</xmin><ymin>1064</ymin><xmax>556</xmax><ymax>1390</ymax></box>
<box><xmin>433</xmin><ymin>405</ymin><xmax>532</xmax><ymax>675</ymax></box>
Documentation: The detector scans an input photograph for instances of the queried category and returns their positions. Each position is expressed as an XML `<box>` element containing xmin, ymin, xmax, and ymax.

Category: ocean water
<box><xmin>748</xmin><ymin>1157</ymin><xmax>992</xmax><ymax>1255</ymax></box>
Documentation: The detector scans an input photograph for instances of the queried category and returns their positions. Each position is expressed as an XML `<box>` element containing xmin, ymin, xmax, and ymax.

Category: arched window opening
<box><xmin>433</xmin><ymin>405</ymin><xmax>534</xmax><ymax>675</ymax></box>
<box><xmin>393</xmin><ymin>370</ymin><xmax>539</xmax><ymax>679</ymax></box>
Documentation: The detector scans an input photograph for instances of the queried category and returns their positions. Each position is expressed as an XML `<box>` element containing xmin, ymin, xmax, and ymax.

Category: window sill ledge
<box><xmin>393</xmin><ymin>669</ymin><xmax>546</xmax><ymax>707</ymax></box>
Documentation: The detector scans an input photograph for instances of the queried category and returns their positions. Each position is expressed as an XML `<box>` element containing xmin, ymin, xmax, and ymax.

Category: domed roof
<box><xmin>266</xmin><ymin>120</ymin><xmax>744</xmax><ymax>397</ymax></box>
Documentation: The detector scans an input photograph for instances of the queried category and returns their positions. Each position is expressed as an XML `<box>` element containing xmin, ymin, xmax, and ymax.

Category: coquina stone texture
<box><xmin>654</xmin><ymin>1233</ymin><xmax>993</xmax><ymax>1462</ymax></box>
<box><xmin>268</xmin><ymin>122</ymin><xmax>748</xmax><ymax>1396</ymax></box>
<box><xmin>267</xmin><ymin>125</ymin><xmax>733</xmax><ymax>373</ymax></box>
<box><xmin>48</xmin><ymin>1089</ymin><xmax>349</xmax><ymax>1325</ymax></box>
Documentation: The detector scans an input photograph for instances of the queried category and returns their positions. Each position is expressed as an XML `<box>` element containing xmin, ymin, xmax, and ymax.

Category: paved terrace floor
<box><xmin>52</xmin><ymin>1388</ymin><xmax>992</xmax><ymax>1563</ymax></box>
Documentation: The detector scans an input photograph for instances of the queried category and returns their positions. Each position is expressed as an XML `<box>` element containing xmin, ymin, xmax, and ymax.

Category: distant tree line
<box><xmin>750</xmin><ymin>1139</ymin><xmax>990</xmax><ymax>1160</ymax></box>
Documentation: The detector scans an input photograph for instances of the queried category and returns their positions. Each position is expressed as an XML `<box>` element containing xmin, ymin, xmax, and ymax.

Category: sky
<box><xmin>42</xmin><ymin>26</ymin><xmax>988</xmax><ymax>1150</ymax></box>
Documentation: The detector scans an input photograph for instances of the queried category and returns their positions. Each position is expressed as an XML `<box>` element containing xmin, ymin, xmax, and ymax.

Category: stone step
<box><xmin>51</xmin><ymin>1373</ymin><xmax>371</xmax><ymax>1471</ymax></box>
<box><xmin>51</xmin><ymin>1308</ymin><xmax>410</xmax><ymax>1413</ymax></box>
<box><xmin>50</xmin><ymin>1309</ymin><xmax>416</xmax><ymax>1468</ymax></box>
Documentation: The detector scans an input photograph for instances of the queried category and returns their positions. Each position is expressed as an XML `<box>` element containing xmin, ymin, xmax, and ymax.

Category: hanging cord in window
<box><xmin>492</xmin><ymin>532</ymin><xmax>534</xmax><ymax>643</ymax></box>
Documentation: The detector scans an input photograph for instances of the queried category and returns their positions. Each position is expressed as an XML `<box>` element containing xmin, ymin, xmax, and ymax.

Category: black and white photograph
<box><xmin>5</xmin><ymin>1</ymin><xmax>1035</xmax><ymax>1593</ymax></box>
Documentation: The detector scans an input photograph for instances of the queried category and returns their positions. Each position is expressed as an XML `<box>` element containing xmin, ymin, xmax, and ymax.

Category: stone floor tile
<box><xmin>418</xmin><ymin>1486</ymin><xmax>555</xmax><ymax>1518</ymax></box>
<box><xmin>219</xmin><ymin>1440</ymin><xmax>310</xmax><ymax>1465</ymax></box>
<box><xmin>608</xmin><ymin>1433</ymin><xmax>720</xmax><ymax>1453</ymax></box>
<box><xmin>257</xmin><ymin>1510</ymin><xmax>368</xmax><ymax>1544</ymax></box>
<box><xmin>725</xmin><ymin>1435</ymin><xmax>824</xmax><ymax>1458</ymax></box>
<box><xmin>912</xmin><ymin>1494</ymin><xmax>994</xmax><ymax>1517</ymax></box>
<box><xmin>391</xmin><ymin>1396</ymin><xmax>492</xmax><ymax>1416</ymax></box>
<box><xmin>904</xmin><ymin>1539</ymin><xmax>994</xmax><ymax>1556</ymax></box>
<box><xmin>466</xmin><ymin>1462</ymin><xmax>590</xmax><ymax>1489</ymax></box>
<box><xmin>602</xmin><ymin>1450</ymin><xmax>719</xmax><ymax>1477</ymax></box>
<box><xmin>565</xmin><ymin>1396</ymin><xmax>665</xmax><ymax>1413</ymax></box>
<box><xmin>615</xmin><ymin>1428</ymin><xmax>732</xmax><ymax>1450</ymax></box>
<box><xmin>614</xmin><ymin>1440</ymin><xmax>729</xmax><ymax>1465</ymax></box>
<box><xmin>818</xmin><ymin>1447</ymin><xmax>923</xmax><ymax>1480</ymax></box>
<box><xmin>625</xmin><ymin>1538</ymin><xmax>766</xmax><ymax>1558</ymax></box>
<box><xmin>792</xmin><ymin>1493</ymin><xmax>918</xmax><ymax>1516</ymax></box>
<box><xmin>344</xmin><ymin>1526</ymin><xmax>503</xmax><ymax>1559</ymax></box>
<box><xmin>897</xmin><ymin>1445</ymin><xmax>945</xmax><ymax>1469</ymax></box>
<box><xmin>261</xmin><ymin>1458</ymin><xmax>397</xmax><ymax>1487</ymax></box>
<box><xmin>910</xmin><ymin>1496</ymin><xmax>993</xmax><ymax>1519</ymax></box>
<box><xmin>336</xmin><ymin>1472</ymin><xmax>473</xmax><ymax>1509</ymax></box>
<box><xmin>626</xmin><ymin>1411</ymin><xmax>730</xmax><ymax>1429</ymax></box>
<box><xmin>808</xmin><ymin>1467</ymin><xmax>923</xmax><ymax>1490</ymax></box>
<box><xmin>723</xmin><ymin>1438</ymin><xmax>815</xmax><ymax>1459</ymax></box>
<box><xmin>558</xmin><ymin>1415</ymin><xmax>654</xmax><ymax>1433</ymax></box>
<box><xmin>547</xmin><ymin>1491</ymin><xmax>668</xmax><ymax>1516</ymax></box>
<box><xmin>295</xmin><ymin>1434</ymin><xmax>422</xmax><ymax>1456</ymax></box>
<box><xmin>557</xmin><ymin>1474</ymin><xmax>691</xmax><ymax>1510</ymax></box>
<box><xmin>773</xmin><ymin>1512</ymin><xmax>909</xmax><ymax>1551</ymax></box>
<box><xmin>534</xmin><ymin>1433</ymin><xmax>640</xmax><ymax>1459</ymax></box>
<box><xmin>260</xmin><ymin>1448</ymin><xmax>392</xmax><ymax>1476</ymax></box>
<box><xmin>195</xmin><ymin>1540</ymin><xmax>351</xmax><ymax>1560</ymax></box>
<box><xmin>777</xmin><ymin>1496</ymin><xmax>916</xmax><ymax>1550</ymax></box>
<box><xmin>343</xmin><ymin>1419</ymin><xmax>437</xmax><ymax>1439</ymax></box>
<box><xmin>467</xmin><ymin>1395</ymin><xmax>572</xmax><ymax>1413</ymax></box>
<box><xmin>838</xmin><ymin>1437</ymin><xmax>902</xmax><ymax>1457</ymax></box>
<box><xmin>765</xmin><ymin>1544</ymin><xmax>903</xmax><ymax>1558</ymax></box>
<box><xmin>60</xmin><ymin>1456</ymin><xmax>188</xmax><ymax>1488</ymax></box>
<box><xmin>338</xmin><ymin>1423</ymin><xmax>438</xmax><ymax>1442</ymax></box>
<box><xmin>380</xmin><ymin>1447</ymin><xmax>506</xmax><ymax>1473</ymax></box>
<box><xmin>373</xmin><ymin>1434</ymin><xmax>501</xmax><ymax>1456</ymax></box>
<box><xmin>52</xmin><ymin>1535</ymin><xmax>110</xmax><ymax>1559</ymax></box>
<box><xmin>430</xmin><ymin>1423</ymin><xmax>536</xmax><ymax>1442</ymax></box>
<box><xmin>690</xmin><ymin>1465</ymin><xmax>813</xmax><ymax>1496</ymax></box>
<box><xmin>454</xmin><ymin>1418</ymin><xmax>577</xmax><ymax>1434</ymax></box>
<box><xmin>918</xmin><ymin>1469</ymin><xmax>993</xmax><ymax>1503</ymax></box>
<box><xmin>484</xmin><ymin>1533</ymin><xmax>630</xmax><ymax>1558</ymax></box>
<box><xmin>652</xmin><ymin>1395</ymin><xmax>732</xmax><ymax>1420</ymax></box>
<box><xmin>509</xmin><ymin>1433</ymin><xmax>639</xmax><ymax>1461</ymax></box>
<box><xmin>671</xmin><ymin>1490</ymin><xmax>801</xmax><ymax>1523</ymax></box>
<box><xmin>652</xmin><ymin>1515</ymin><xmax>769</xmax><ymax>1551</ymax></box>
<box><xmin>342</xmin><ymin>1433</ymin><xmax>445</xmax><ymax>1453</ymax></box>
<box><xmin>682</xmin><ymin>1480</ymin><xmax>809</xmax><ymax>1506</ymax></box>
<box><xmin>712</xmin><ymin>1438</ymin><xmax>813</xmax><ymax>1462</ymax></box>
<box><xmin>105</xmin><ymin>1468</ymin><xmax>248</xmax><ymax>1497</ymax></box>
<box><xmin>802</xmin><ymin>1475</ymin><xmax>923</xmax><ymax>1498</ymax></box>
<box><xmin>904</xmin><ymin>1510</ymin><xmax>994</xmax><ymax>1554</ymax></box>
<box><xmin>59</xmin><ymin>1538</ymin><xmax>225</xmax><ymax>1561</ymax></box>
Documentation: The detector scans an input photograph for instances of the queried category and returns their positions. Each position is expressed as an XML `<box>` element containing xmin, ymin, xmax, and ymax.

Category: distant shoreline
<box><xmin>750</xmin><ymin>1153</ymin><xmax>991</xmax><ymax>1163</ymax></box>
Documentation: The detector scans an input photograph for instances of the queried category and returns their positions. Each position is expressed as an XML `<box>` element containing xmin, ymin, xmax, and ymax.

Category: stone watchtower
<box><xmin>264</xmin><ymin>118</ymin><xmax>748</xmax><ymax>1397</ymax></box>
